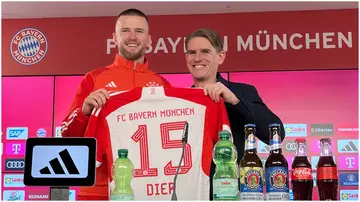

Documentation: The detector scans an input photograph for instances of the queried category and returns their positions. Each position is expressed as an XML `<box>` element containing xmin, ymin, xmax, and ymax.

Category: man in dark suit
<box><xmin>184</xmin><ymin>28</ymin><xmax>285</xmax><ymax>199</ymax></box>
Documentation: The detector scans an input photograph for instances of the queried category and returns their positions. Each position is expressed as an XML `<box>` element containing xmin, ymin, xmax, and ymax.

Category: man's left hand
<box><xmin>203</xmin><ymin>82</ymin><xmax>240</xmax><ymax>105</ymax></box>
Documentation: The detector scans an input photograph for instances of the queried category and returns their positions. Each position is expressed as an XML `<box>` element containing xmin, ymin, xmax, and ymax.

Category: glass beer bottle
<box><xmin>239</xmin><ymin>124</ymin><xmax>264</xmax><ymax>200</ymax></box>
<box><xmin>265</xmin><ymin>124</ymin><xmax>289</xmax><ymax>201</ymax></box>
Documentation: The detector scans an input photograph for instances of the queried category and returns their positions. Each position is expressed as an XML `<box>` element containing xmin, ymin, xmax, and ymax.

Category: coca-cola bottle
<box><xmin>316</xmin><ymin>138</ymin><xmax>338</xmax><ymax>200</ymax></box>
<box><xmin>291</xmin><ymin>138</ymin><xmax>313</xmax><ymax>200</ymax></box>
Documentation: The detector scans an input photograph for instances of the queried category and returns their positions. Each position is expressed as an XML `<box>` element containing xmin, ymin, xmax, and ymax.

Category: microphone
<box><xmin>171</xmin><ymin>122</ymin><xmax>189</xmax><ymax>201</ymax></box>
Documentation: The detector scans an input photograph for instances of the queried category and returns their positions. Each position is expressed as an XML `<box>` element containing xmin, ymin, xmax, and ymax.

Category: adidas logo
<box><xmin>40</xmin><ymin>149</ymin><xmax>79</xmax><ymax>175</ymax></box>
<box><xmin>338</xmin><ymin>140</ymin><xmax>359</xmax><ymax>153</ymax></box>
<box><xmin>341</xmin><ymin>141</ymin><xmax>358</xmax><ymax>152</ymax></box>
<box><xmin>257</xmin><ymin>142</ymin><xmax>270</xmax><ymax>153</ymax></box>
<box><xmin>105</xmin><ymin>81</ymin><xmax>117</xmax><ymax>88</ymax></box>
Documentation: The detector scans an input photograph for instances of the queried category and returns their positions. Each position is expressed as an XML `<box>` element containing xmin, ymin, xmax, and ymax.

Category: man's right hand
<box><xmin>82</xmin><ymin>88</ymin><xmax>110</xmax><ymax>116</ymax></box>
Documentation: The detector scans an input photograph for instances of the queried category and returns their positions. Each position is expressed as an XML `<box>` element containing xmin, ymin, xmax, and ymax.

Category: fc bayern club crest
<box><xmin>10</xmin><ymin>28</ymin><xmax>48</xmax><ymax>66</ymax></box>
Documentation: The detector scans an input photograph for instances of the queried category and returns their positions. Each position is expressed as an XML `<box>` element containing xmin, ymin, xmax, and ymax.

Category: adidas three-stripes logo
<box><xmin>40</xmin><ymin>149</ymin><xmax>79</xmax><ymax>175</ymax></box>
<box><xmin>105</xmin><ymin>81</ymin><xmax>117</xmax><ymax>88</ymax></box>
<box><xmin>340</xmin><ymin>141</ymin><xmax>358</xmax><ymax>152</ymax></box>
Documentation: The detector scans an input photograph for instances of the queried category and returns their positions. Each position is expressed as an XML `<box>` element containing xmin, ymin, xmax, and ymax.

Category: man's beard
<box><xmin>119</xmin><ymin>45</ymin><xmax>146</xmax><ymax>61</ymax></box>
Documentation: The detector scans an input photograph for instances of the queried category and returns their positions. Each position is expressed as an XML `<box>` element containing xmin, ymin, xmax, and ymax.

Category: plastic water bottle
<box><xmin>110</xmin><ymin>149</ymin><xmax>135</xmax><ymax>201</ymax></box>
<box><xmin>212</xmin><ymin>130</ymin><xmax>239</xmax><ymax>200</ymax></box>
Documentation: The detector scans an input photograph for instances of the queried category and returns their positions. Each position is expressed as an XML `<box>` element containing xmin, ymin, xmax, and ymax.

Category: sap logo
<box><xmin>257</xmin><ymin>141</ymin><xmax>270</xmax><ymax>153</ymax></box>
<box><xmin>6</xmin><ymin>127</ymin><xmax>28</xmax><ymax>140</ymax></box>
<box><xmin>284</xmin><ymin>124</ymin><xmax>307</xmax><ymax>137</ymax></box>
<box><xmin>5</xmin><ymin>142</ymin><xmax>25</xmax><ymax>156</ymax></box>
<box><xmin>55</xmin><ymin>127</ymin><xmax>62</xmax><ymax>137</ymax></box>
<box><xmin>3</xmin><ymin>190</ymin><xmax>25</xmax><ymax>201</ymax></box>
<box><xmin>340</xmin><ymin>173</ymin><xmax>359</xmax><ymax>186</ymax></box>
<box><xmin>338</xmin><ymin>140</ymin><xmax>359</xmax><ymax>153</ymax></box>
<box><xmin>340</xmin><ymin>189</ymin><xmax>359</xmax><ymax>201</ymax></box>
<box><xmin>338</xmin><ymin>156</ymin><xmax>358</xmax><ymax>170</ymax></box>
<box><xmin>3</xmin><ymin>174</ymin><xmax>25</xmax><ymax>187</ymax></box>
<box><xmin>69</xmin><ymin>190</ymin><xmax>76</xmax><ymax>201</ymax></box>
<box><xmin>310</xmin><ymin>124</ymin><xmax>333</xmax><ymax>136</ymax></box>
<box><xmin>36</xmin><ymin>128</ymin><xmax>47</xmax><ymax>137</ymax></box>
<box><xmin>311</xmin><ymin>156</ymin><xmax>336</xmax><ymax>170</ymax></box>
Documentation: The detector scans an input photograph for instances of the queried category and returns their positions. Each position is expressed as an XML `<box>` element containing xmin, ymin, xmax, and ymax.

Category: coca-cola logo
<box><xmin>292</xmin><ymin>168</ymin><xmax>312</xmax><ymax>180</ymax></box>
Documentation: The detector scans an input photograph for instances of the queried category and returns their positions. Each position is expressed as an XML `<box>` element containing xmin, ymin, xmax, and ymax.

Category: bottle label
<box><xmin>213</xmin><ymin>178</ymin><xmax>239</xmax><ymax>200</ymax></box>
<box><xmin>291</xmin><ymin>167</ymin><xmax>312</xmax><ymax>180</ymax></box>
<box><xmin>270</xmin><ymin>132</ymin><xmax>281</xmax><ymax>150</ymax></box>
<box><xmin>265</xmin><ymin>167</ymin><xmax>289</xmax><ymax>201</ymax></box>
<box><xmin>240</xmin><ymin>167</ymin><xmax>264</xmax><ymax>200</ymax></box>
<box><xmin>110</xmin><ymin>194</ymin><xmax>135</xmax><ymax>201</ymax></box>
<box><xmin>245</xmin><ymin>134</ymin><xmax>256</xmax><ymax>150</ymax></box>
<box><xmin>317</xmin><ymin>167</ymin><xmax>338</xmax><ymax>180</ymax></box>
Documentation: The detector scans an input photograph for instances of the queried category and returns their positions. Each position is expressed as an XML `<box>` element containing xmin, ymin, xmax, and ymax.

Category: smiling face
<box><xmin>113</xmin><ymin>15</ymin><xmax>151</xmax><ymax>62</ymax></box>
<box><xmin>185</xmin><ymin>36</ymin><xmax>226</xmax><ymax>84</ymax></box>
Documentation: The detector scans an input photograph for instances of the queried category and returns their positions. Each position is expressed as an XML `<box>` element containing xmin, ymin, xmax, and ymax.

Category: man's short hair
<box><xmin>185</xmin><ymin>28</ymin><xmax>224</xmax><ymax>53</ymax></box>
<box><xmin>116</xmin><ymin>8</ymin><xmax>148</xmax><ymax>22</ymax></box>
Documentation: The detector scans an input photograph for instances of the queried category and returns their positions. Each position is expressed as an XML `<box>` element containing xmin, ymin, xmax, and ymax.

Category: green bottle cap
<box><xmin>118</xmin><ymin>149</ymin><xmax>128</xmax><ymax>157</ymax></box>
<box><xmin>219</xmin><ymin>130</ymin><xmax>231</xmax><ymax>140</ymax></box>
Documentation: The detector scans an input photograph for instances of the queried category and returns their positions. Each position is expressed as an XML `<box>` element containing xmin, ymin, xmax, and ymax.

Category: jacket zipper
<box><xmin>133</xmin><ymin>63</ymin><xmax>136</xmax><ymax>87</ymax></box>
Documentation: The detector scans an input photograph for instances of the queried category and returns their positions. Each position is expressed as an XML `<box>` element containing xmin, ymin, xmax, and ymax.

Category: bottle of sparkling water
<box><xmin>212</xmin><ymin>130</ymin><xmax>239</xmax><ymax>201</ymax></box>
<box><xmin>110</xmin><ymin>149</ymin><xmax>135</xmax><ymax>201</ymax></box>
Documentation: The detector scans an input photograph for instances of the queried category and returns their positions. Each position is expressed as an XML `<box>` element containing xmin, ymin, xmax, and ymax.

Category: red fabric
<box><xmin>84</xmin><ymin>87</ymin><xmax>231</xmax><ymax>199</ymax></box>
<box><xmin>61</xmin><ymin>54</ymin><xmax>171</xmax><ymax>200</ymax></box>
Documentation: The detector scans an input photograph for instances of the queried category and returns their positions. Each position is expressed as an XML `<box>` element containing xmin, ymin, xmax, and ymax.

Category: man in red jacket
<box><xmin>61</xmin><ymin>8</ymin><xmax>170</xmax><ymax>200</ymax></box>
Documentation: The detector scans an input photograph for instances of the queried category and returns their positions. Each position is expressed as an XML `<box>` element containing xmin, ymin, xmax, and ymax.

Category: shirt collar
<box><xmin>112</xmin><ymin>54</ymin><xmax>149</xmax><ymax>72</ymax></box>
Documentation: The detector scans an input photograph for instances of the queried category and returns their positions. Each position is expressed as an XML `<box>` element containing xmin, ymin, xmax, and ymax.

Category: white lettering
<box><xmin>223</xmin><ymin>36</ymin><xmax>228</xmax><ymax>51</ymax></box>
<box><xmin>323</xmin><ymin>32</ymin><xmax>336</xmax><ymax>49</ymax></box>
<box><xmin>273</xmin><ymin>34</ymin><xmax>287</xmax><ymax>50</ymax></box>
<box><xmin>154</xmin><ymin>38</ymin><xmax>168</xmax><ymax>53</ymax></box>
<box><xmin>237</xmin><ymin>35</ymin><xmax>253</xmax><ymax>51</ymax></box>
<box><xmin>146</xmin><ymin>42</ymin><xmax>153</xmax><ymax>54</ymax></box>
<box><xmin>289</xmin><ymin>33</ymin><xmax>303</xmax><ymax>50</ymax></box>
<box><xmin>305</xmin><ymin>33</ymin><xmax>320</xmax><ymax>49</ymax></box>
<box><xmin>256</xmin><ymin>30</ymin><xmax>270</xmax><ymax>51</ymax></box>
<box><xmin>105</xmin><ymin>31</ymin><xmax>353</xmax><ymax>54</ymax></box>
<box><xmin>167</xmin><ymin>37</ymin><xmax>181</xmax><ymax>53</ymax></box>
<box><xmin>107</xmin><ymin>39</ymin><xmax>116</xmax><ymax>54</ymax></box>
<box><xmin>338</xmin><ymin>32</ymin><xmax>352</xmax><ymax>48</ymax></box>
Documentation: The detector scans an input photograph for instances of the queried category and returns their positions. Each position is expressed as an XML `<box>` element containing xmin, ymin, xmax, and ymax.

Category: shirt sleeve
<box><xmin>61</xmin><ymin>73</ymin><xmax>94</xmax><ymax>137</ymax></box>
<box><xmin>84</xmin><ymin>108</ymin><xmax>110</xmax><ymax>168</ymax></box>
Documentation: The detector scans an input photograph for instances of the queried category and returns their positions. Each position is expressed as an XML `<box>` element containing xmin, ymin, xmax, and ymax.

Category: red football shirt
<box><xmin>85</xmin><ymin>86</ymin><xmax>232</xmax><ymax>200</ymax></box>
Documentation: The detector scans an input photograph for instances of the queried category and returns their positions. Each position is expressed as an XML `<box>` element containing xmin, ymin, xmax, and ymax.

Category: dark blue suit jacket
<box><xmin>196</xmin><ymin>73</ymin><xmax>285</xmax><ymax>200</ymax></box>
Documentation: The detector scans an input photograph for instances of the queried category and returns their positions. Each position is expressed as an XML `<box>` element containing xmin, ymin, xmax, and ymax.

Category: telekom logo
<box><xmin>6</xmin><ymin>142</ymin><xmax>25</xmax><ymax>156</ymax></box>
<box><xmin>12</xmin><ymin>144</ymin><xmax>21</xmax><ymax>154</ymax></box>
<box><xmin>339</xmin><ymin>156</ymin><xmax>358</xmax><ymax>170</ymax></box>
<box><xmin>346</xmin><ymin>157</ymin><xmax>355</xmax><ymax>168</ymax></box>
